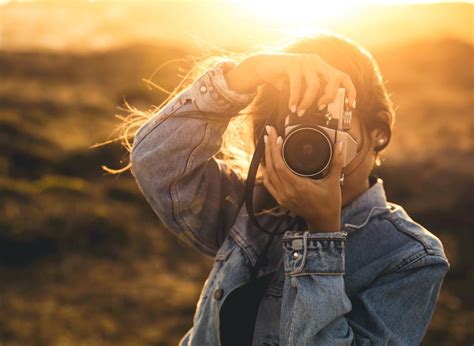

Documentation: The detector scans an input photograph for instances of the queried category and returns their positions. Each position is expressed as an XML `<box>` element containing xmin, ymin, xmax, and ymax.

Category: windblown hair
<box><xmin>105</xmin><ymin>32</ymin><xmax>395</xmax><ymax>183</ymax></box>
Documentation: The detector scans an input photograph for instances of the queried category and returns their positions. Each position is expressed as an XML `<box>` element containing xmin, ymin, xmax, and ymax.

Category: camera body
<box><xmin>277</xmin><ymin>86</ymin><xmax>359</xmax><ymax>179</ymax></box>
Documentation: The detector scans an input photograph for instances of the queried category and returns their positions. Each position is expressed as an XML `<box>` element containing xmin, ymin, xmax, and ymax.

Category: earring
<box><xmin>374</xmin><ymin>138</ymin><xmax>385</xmax><ymax>152</ymax></box>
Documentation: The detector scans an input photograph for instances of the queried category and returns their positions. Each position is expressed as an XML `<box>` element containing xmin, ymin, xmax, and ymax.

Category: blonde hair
<box><xmin>103</xmin><ymin>32</ymin><xmax>395</xmax><ymax>185</ymax></box>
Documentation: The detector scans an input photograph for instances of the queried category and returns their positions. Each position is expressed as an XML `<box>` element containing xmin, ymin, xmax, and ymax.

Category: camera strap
<box><xmin>244</xmin><ymin>95</ymin><xmax>298</xmax><ymax>285</ymax></box>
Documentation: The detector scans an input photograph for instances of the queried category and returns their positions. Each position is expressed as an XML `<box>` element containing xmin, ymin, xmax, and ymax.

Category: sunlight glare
<box><xmin>238</xmin><ymin>0</ymin><xmax>356</xmax><ymax>23</ymax></box>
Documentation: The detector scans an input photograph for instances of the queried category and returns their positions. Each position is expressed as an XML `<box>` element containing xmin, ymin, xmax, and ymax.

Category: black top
<box><xmin>219</xmin><ymin>271</ymin><xmax>275</xmax><ymax>346</ymax></box>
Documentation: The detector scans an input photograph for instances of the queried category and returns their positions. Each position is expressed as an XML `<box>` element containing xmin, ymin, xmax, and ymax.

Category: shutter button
<box><xmin>214</xmin><ymin>288</ymin><xmax>224</xmax><ymax>300</ymax></box>
<box><xmin>200</xmin><ymin>85</ymin><xmax>207</xmax><ymax>93</ymax></box>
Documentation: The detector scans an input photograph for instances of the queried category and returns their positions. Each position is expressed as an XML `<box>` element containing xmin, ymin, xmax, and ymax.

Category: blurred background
<box><xmin>0</xmin><ymin>0</ymin><xmax>472</xmax><ymax>345</ymax></box>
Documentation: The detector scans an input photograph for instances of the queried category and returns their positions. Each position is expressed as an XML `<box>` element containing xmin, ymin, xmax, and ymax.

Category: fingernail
<box><xmin>318</xmin><ymin>104</ymin><xmax>326</xmax><ymax>111</ymax></box>
<box><xmin>264</xmin><ymin>135</ymin><xmax>268</xmax><ymax>144</ymax></box>
<box><xmin>297</xmin><ymin>109</ymin><xmax>305</xmax><ymax>117</ymax></box>
<box><xmin>265</xmin><ymin>125</ymin><xmax>271</xmax><ymax>135</ymax></box>
<box><xmin>276</xmin><ymin>136</ymin><xmax>283</xmax><ymax>145</ymax></box>
<box><xmin>338</xmin><ymin>141</ymin><xmax>343</xmax><ymax>155</ymax></box>
<box><xmin>352</xmin><ymin>100</ymin><xmax>356</xmax><ymax>109</ymax></box>
<box><xmin>290</xmin><ymin>105</ymin><xmax>297</xmax><ymax>113</ymax></box>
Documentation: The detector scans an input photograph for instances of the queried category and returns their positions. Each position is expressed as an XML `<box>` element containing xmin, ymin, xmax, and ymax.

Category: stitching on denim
<box><xmin>169</xmin><ymin>185</ymin><xmax>216</xmax><ymax>256</ymax></box>
<box><xmin>288</xmin><ymin>288</ymin><xmax>297</xmax><ymax>346</ymax></box>
<box><xmin>384</xmin><ymin>212</ymin><xmax>433</xmax><ymax>254</ymax></box>
<box><xmin>392</xmin><ymin>252</ymin><xmax>429</xmax><ymax>273</ymax></box>
<box><xmin>291</xmin><ymin>232</ymin><xmax>308</xmax><ymax>275</ymax></box>
<box><xmin>229</xmin><ymin>226</ymin><xmax>256</xmax><ymax>266</ymax></box>
<box><xmin>214</xmin><ymin>234</ymin><xmax>235</xmax><ymax>262</ymax></box>
<box><xmin>343</xmin><ymin>206</ymin><xmax>390</xmax><ymax>231</ymax></box>
<box><xmin>207</xmin><ymin>69</ymin><xmax>235</xmax><ymax>105</ymax></box>
<box><xmin>184</xmin><ymin>121</ymin><xmax>212</xmax><ymax>175</ymax></box>
<box><xmin>285</xmin><ymin>271</ymin><xmax>345</xmax><ymax>276</ymax></box>
<box><xmin>168</xmin><ymin>121</ymin><xmax>219</xmax><ymax>255</ymax></box>
<box><xmin>381</xmin><ymin>250</ymin><xmax>427</xmax><ymax>276</ymax></box>
<box><xmin>132</xmin><ymin>102</ymin><xmax>185</xmax><ymax>151</ymax></box>
<box><xmin>175</xmin><ymin>121</ymin><xmax>216</xmax><ymax>250</ymax></box>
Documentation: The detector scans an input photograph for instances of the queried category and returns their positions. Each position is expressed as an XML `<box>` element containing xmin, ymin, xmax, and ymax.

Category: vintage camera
<box><xmin>277</xmin><ymin>86</ymin><xmax>359</xmax><ymax>179</ymax></box>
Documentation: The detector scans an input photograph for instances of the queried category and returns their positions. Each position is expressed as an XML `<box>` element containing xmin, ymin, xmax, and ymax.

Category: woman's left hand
<box><xmin>262</xmin><ymin>125</ymin><xmax>344</xmax><ymax>233</ymax></box>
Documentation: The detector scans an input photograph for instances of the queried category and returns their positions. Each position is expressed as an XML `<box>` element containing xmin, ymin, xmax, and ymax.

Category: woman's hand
<box><xmin>262</xmin><ymin>125</ymin><xmax>344</xmax><ymax>233</ymax></box>
<box><xmin>224</xmin><ymin>53</ymin><xmax>356</xmax><ymax>116</ymax></box>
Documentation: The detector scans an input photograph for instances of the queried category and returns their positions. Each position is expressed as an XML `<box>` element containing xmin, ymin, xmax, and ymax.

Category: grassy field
<box><xmin>0</xmin><ymin>38</ymin><xmax>472</xmax><ymax>345</ymax></box>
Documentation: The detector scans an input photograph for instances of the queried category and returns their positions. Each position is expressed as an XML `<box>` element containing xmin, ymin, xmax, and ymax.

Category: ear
<box><xmin>370</xmin><ymin>128</ymin><xmax>388</xmax><ymax>151</ymax></box>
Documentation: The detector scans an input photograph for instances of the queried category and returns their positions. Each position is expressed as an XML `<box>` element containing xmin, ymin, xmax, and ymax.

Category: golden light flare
<box><xmin>0</xmin><ymin>0</ymin><xmax>472</xmax><ymax>51</ymax></box>
<box><xmin>238</xmin><ymin>0</ymin><xmax>352</xmax><ymax>22</ymax></box>
<box><xmin>235</xmin><ymin>0</ymin><xmax>472</xmax><ymax>23</ymax></box>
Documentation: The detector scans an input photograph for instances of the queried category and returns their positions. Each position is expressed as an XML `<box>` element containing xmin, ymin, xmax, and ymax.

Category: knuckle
<box><xmin>341</xmin><ymin>73</ymin><xmax>351</xmax><ymax>82</ymax></box>
<box><xmin>329</xmin><ymin>70</ymin><xmax>339</xmax><ymax>80</ymax></box>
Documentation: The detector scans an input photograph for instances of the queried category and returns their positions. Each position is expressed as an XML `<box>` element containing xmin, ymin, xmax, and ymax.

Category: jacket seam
<box><xmin>397</xmin><ymin>252</ymin><xmax>449</xmax><ymax>272</ymax></box>
<box><xmin>288</xmin><ymin>295</ymin><xmax>297</xmax><ymax>346</ymax></box>
<box><xmin>380</xmin><ymin>250</ymin><xmax>429</xmax><ymax>277</ymax></box>
<box><xmin>230</xmin><ymin>224</ymin><xmax>260</xmax><ymax>266</ymax></box>
<box><xmin>285</xmin><ymin>271</ymin><xmax>345</xmax><ymax>276</ymax></box>
<box><xmin>343</xmin><ymin>206</ymin><xmax>390</xmax><ymax>231</ymax></box>
<box><xmin>131</xmin><ymin>98</ymin><xmax>217</xmax><ymax>255</ymax></box>
<box><xmin>392</xmin><ymin>251</ymin><xmax>428</xmax><ymax>273</ymax></box>
<box><xmin>383</xmin><ymin>214</ymin><xmax>433</xmax><ymax>255</ymax></box>
<box><xmin>168</xmin><ymin>120</ymin><xmax>219</xmax><ymax>255</ymax></box>
<box><xmin>132</xmin><ymin>102</ymin><xmax>184</xmax><ymax>151</ymax></box>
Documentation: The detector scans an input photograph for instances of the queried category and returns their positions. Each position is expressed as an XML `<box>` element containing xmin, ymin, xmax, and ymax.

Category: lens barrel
<box><xmin>282</xmin><ymin>125</ymin><xmax>333</xmax><ymax>179</ymax></box>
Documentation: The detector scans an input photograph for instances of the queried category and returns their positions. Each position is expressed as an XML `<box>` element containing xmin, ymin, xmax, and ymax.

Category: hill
<box><xmin>0</xmin><ymin>38</ymin><xmax>472</xmax><ymax>345</ymax></box>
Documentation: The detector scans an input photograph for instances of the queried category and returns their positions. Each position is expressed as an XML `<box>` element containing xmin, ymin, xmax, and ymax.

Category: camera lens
<box><xmin>282</xmin><ymin>127</ymin><xmax>332</xmax><ymax>178</ymax></box>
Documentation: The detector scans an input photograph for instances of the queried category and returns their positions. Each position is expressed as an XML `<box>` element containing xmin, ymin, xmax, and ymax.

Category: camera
<box><xmin>276</xmin><ymin>85</ymin><xmax>359</xmax><ymax>179</ymax></box>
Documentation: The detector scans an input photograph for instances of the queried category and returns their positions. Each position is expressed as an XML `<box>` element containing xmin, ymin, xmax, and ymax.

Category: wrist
<box><xmin>223</xmin><ymin>57</ymin><xmax>260</xmax><ymax>94</ymax></box>
<box><xmin>307</xmin><ymin>217</ymin><xmax>341</xmax><ymax>233</ymax></box>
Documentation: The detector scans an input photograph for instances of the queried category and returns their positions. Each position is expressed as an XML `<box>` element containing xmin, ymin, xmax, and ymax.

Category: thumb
<box><xmin>327</xmin><ymin>141</ymin><xmax>344</xmax><ymax>181</ymax></box>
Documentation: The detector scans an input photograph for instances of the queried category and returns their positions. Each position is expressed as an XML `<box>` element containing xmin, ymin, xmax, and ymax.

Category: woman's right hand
<box><xmin>224</xmin><ymin>53</ymin><xmax>356</xmax><ymax>117</ymax></box>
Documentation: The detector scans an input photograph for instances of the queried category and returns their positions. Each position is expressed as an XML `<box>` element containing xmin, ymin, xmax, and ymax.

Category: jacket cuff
<box><xmin>188</xmin><ymin>60</ymin><xmax>257</xmax><ymax>116</ymax></box>
<box><xmin>282</xmin><ymin>231</ymin><xmax>347</xmax><ymax>276</ymax></box>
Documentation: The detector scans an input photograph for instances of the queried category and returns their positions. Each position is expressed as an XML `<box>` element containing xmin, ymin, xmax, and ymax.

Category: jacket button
<box><xmin>200</xmin><ymin>85</ymin><xmax>207</xmax><ymax>93</ymax></box>
<box><xmin>214</xmin><ymin>288</ymin><xmax>224</xmax><ymax>300</ymax></box>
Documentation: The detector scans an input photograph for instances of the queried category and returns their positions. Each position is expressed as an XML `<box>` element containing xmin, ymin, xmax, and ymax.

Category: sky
<box><xmin>0</xmin><ymin>1</ymin><xmax>472</xmax><ymax>51</ymax></box>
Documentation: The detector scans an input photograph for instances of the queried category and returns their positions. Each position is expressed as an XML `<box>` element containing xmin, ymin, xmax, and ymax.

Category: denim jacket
<box><xmin>130</xmin><ymin>60</ymin><xmax>450</xmax><ymax>345</ymax></box>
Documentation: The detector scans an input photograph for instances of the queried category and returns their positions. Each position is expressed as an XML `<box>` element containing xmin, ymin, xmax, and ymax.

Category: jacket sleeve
<box><xmin>130</xmin><ymin>60</ymin><xmax>256</xmax><ymax>257</ymax></box>
<box><xmin>280</xmin><ymin>231</ymin><xmax>450</xmax><ymax>346</ymax></box>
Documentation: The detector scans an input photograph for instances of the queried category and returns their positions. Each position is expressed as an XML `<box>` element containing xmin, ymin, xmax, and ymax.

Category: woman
<box><xmin>129</xmin><ymin>33</ymin><xmax>449</xmax><ymax>345</ymax></box>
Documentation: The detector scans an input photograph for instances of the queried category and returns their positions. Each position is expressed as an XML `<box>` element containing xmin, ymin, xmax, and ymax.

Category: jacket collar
<box><xmin>341</xmin><ymin>175</ymin><xmax>391</xmax><ymax>232</ymax></box>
